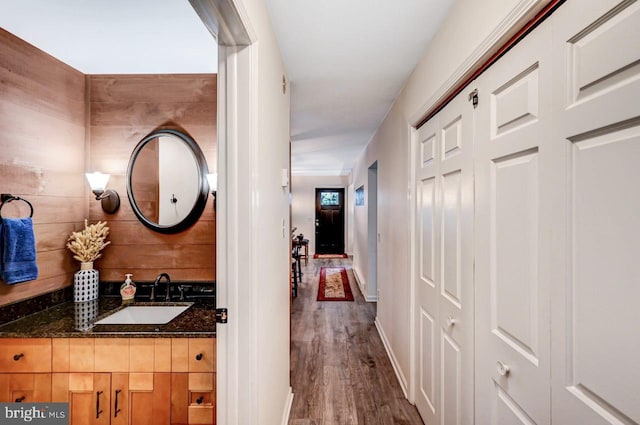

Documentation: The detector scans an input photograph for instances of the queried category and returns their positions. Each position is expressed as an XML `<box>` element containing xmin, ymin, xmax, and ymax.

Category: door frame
<box><xmin>367</xmin><ymin>161</ymin><xmax>378</xmax><ymax>302</ymax></box>
<box><xmin>189</xmin><ymin>1</ymin><xmax>257</xmax><ymax>424</ymax></box>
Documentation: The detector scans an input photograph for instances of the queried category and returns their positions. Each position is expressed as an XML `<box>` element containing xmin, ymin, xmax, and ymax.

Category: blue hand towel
<box><xmin>0</xmin><ymin>217</ymin><xmax>39</xmax><ymax>285</ymax></box>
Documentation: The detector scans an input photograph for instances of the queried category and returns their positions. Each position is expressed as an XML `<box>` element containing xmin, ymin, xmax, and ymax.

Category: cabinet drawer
<box><xmin>188</xmin><ymin>405</ymin><xmax>215</xmax><ymax>424</ymax></box>
<box><xmin>188</xmin><ymin>339</ymin><xmax>215</xmax><ymax>372</ymax></box>
<box><xmin>0</xmin><ymin>339</ymin><xmax>51</xmax><ymax>372</ymax></box>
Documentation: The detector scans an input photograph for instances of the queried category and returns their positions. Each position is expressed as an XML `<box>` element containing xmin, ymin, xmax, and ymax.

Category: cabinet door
<box><xmin>52</xmin><ymin>373</ymin><xmax>110</xmax><ymax>425</ymax></box>
<box><xmin>111</xmin><ymin>373</ymin><xmax>129</xmax><ymax>425</ymax></box>
<box><xmin>171</xmin><ymin>373</ymin><xmax>189</xmax><ymax>425</ymax></box>
<box><xmin>0</xmin><ymin>373</ymin><xmax>51</xmax><ymax>402</ymax></box>
<box><xmin>129</xmin><ymin>372</ymin><xmax>171</xmax><ymax>425</ymax></box>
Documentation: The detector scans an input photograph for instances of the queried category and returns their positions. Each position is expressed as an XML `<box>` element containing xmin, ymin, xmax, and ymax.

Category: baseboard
<box><xmin>281</xmin><ymin>387</ymin><xmax>294</xmax><ymax>425</ymax></box>
<box><xmin>375</xmin><ymin>318</ymin><xmax>408</xmax><ymax>398</ymax></box>
<box><xmin>352</xmin><ymin>267</ymin><xmax>378</xmax><ymax>302</ymax></box>
<box><xmin>352</xmin><ymin>267</ymin><xmax>366</xmax><ymax>297</ymax></box>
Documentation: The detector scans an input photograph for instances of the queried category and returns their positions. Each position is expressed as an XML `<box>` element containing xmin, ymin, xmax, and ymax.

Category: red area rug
<box><xmin>317</xmin><ymin>267</ymin><xmax>354</xmax><ymax>301</ymax></box>
<box><xmin>313</xmin><ymin>253</ymin><xmax>348</xmax><ymax>259</ymax></box>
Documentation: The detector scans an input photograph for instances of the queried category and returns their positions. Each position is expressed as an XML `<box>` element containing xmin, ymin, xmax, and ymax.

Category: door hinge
<box><xmin>216</xmin><ymin>308</ymin><xmax>228</xmax><ymax>324</ymax></box>
<box><xmin>468</xmin><ymin>89</ymin><xmax>479</xmax><ymax>109</ymax></box>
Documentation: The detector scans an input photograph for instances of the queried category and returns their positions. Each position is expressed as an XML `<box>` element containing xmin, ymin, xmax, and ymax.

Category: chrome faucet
<box><xmin>154</xmin><ymin>273</ymin><xmax>172</xmax><ymax>301</ymax></box>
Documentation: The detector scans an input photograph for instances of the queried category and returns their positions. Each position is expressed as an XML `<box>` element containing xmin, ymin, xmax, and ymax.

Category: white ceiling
<box><xmin>265</xmin><ymin>0</ymin><xmax>455</xmax><ymax>176</ymax></box>
<box><xmin>0</xmin><ymin>0</ymin><xmax>217</xmax><ymax>74</ymax></box>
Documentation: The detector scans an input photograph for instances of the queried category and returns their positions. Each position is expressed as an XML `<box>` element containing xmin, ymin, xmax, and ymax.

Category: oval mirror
<box><xmin>126</xmin><ymin>129</ymin><xmax>209</xmax><ymax>234</ymax></box>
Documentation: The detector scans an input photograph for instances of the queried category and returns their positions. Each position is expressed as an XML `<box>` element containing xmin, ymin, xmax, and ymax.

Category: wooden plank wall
<box><xmin>0</xmin><ymin>29</ymin><xmax>216</xmax><ymax>306</ymax></box>
<box><xmin>88</xmin><ymin>74</ymin><xmax>217</xmax><ymax>282</ymax></box>
<box><xmin>0</xmin><ymin>29</ymin><xmax>86</xmax><ymax>306</ymax></box>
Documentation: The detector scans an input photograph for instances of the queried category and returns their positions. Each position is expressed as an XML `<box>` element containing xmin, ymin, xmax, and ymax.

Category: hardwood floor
<box><xmin>289</xmin><ymin>258</ymin><xmax>424</xmax><ymax>425</ymax></box>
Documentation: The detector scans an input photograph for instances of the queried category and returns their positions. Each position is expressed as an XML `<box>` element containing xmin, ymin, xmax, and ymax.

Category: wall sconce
<box><xmin>85</xmin><ymin>172</ymin><xmax>120</xmax><ymax>214</ymax></box>
<box><xmin>207</xmin><ymin>173</ymin><xmax>217</xmax><ymax>211</ymax></box>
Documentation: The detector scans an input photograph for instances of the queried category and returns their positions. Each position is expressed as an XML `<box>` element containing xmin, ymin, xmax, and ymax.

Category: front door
<box><xmin>315</xmin><ymin>188</ymin><xmax>345</xmax><ymax>254</ymax></box>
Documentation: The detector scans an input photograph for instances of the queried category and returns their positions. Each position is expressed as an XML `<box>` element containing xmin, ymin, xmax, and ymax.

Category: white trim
<box><xmin>408</xmin><ymin>0</ymin><xmax>550</xmax><ymax>127</ymax></box>
<box><xmin>407</xmin><ymin>123</ymin><xmax>417</xmax><ymax>404</ymax></box>
<box><xmin>280</xmin><ymin>388</ymin><xmax>294</xmax><ymax>425</ymax></box>
<box><xmin>215</xmin><ymin>44</ymin><xmax>234</xmax><ymax>425</ymax></box>
<box><xmin>352</xmin><ymin>267</ymin><xmax>377</xmax><ymax>302</ymax></box>
<box><xmin>375</xmin><ymin>318</ymin><xmax>408</xmax><ymax>398</ymax></box>
<box><xmin>190</xmin><ymin>1</ymin><xmax>257</xmax><ymax>423</ymax></box>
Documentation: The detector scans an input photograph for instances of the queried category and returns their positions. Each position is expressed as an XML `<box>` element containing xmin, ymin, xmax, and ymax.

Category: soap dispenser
<box><xmin>120</xmin><ymin>273</ymin><xmax>136</xmax><ymax>302</ymax></box>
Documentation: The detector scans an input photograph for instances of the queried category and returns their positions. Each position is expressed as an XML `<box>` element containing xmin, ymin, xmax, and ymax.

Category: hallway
<box><xmin>289</xmin><ymin>258</ymin><xmax>423</xmax><ymax>425</ymax></box>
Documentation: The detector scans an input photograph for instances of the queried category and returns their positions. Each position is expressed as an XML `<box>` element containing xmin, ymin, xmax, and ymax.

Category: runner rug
<box><xmin>317</xmin><ymin>267</ymin><xmax>354</xmax><ymax>301</ymax></box>
<box><xmin>313</xmin><ymin>253</ymin><xmax>348</xmax><ymax>259</ymax></box>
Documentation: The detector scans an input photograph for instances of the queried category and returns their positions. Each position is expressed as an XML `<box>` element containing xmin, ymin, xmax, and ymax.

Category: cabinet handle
<box><xmin>96</xmin><ymin>390</ymin><xmax>103</xmax><ymax>419</ymax></box>
<box><xmin>114</xmin><ymin>389</ymin><xmax>121</xmax><ymax>417</ymax></box>
<box><xmin>195</xmin><ymin>353</ymin><xmax>203</xmax><ymax>361</ymax></box>
<box><xmin>15</xmin><ymin>395</ymin><xmax>26</xmax><ymax>403</ymax></box>
<box><xmin>196</xmin><ymin>396</ymin><xmax>204</xmax><ymax>405</ymax></box>
<box><xmin>13</xmin><ymin>353</ymin><xmax>24</xmax><ymax>361</ymax></box>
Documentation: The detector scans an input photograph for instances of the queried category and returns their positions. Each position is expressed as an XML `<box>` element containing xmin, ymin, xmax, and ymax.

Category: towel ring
<box><xmin>0</xmin><ymin>194</ymin><xmax>34</xmax><ymax>219</ymax></box>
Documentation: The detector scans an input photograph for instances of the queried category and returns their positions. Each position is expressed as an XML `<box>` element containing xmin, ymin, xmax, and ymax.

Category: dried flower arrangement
<box><xmin>66</xmin><ymin>219</ymin><xmax>111</xmax><ymax>263</ymax></box>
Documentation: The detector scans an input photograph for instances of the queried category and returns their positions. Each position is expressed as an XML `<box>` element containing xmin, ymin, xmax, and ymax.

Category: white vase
<box><xmin>74</xmin><ymin>299</ymin><xmax>99</xmax><ymax>331</ymax></box>
<box><xmin>74</xmin><ymin>262</ymin><xmax>99</xmax><ymax>302</ymax></box>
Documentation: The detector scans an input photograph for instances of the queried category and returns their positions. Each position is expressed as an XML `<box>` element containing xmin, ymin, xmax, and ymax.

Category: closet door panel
<box><xmin>551</xmin><ymin>1</ymin><xmax>640</xmax><ymax>423</ymax></box>
<box><xmin>414</xmin><ymin>85</ymin><xmax>474</xmax><ymax>425</ymax></box>
<box><xmin>438</xmin><ymin>93</ymin><xmax>474</xmax><ymax>425</ymax></box>
<box><xmin>415</xmin><ymin>118</ymin><xmax>441</xmax><ymax>425</ymax></box>
<box><xmin>475</xmin><ymin>13</ymin><xmax>553</xmax><ymax>425</ymax></box>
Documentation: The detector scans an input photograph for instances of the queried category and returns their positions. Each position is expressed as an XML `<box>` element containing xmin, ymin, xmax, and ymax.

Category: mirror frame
<box><xmin>126</xmin><ymin>129</ymin><xmax>210</xmax><ymax>234</ymax></box>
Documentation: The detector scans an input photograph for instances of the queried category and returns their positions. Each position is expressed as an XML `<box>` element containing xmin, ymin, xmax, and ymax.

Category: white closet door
<box><xmin>474</xmin><ymin>13</ymin><xmax>555</xmax><ymax>425</ymax></box>
<box><xmin>415</xmin><ymin>111</ymin><xmax>440</xmax><ymax>425</ymax></box>
<box><xmin>414</xmin><ymin>87</ymin><xmax>474</xmax><ymax>425</ymax></box>
<box><xmin>551</xmin><ymin>0</ymin><xmax>640</xmax><ymax>423</ymax></box>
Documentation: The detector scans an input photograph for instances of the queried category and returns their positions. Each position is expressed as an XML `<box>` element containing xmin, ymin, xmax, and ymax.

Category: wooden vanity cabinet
<box><xmin>0</xmin><ymin>337</ymin><xmax>215</xmax><ymax>425</ymax></box>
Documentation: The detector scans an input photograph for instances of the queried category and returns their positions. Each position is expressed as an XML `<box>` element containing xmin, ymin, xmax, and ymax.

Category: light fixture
<box><xmin>85</xmin><ymin>172</ymin><xmax>120</xmax><ymax>214</ymax></box>
<box><xmin>207</xmin><ymin>173</ymin><xmax>217</xmax><ymax>211</ymax></box>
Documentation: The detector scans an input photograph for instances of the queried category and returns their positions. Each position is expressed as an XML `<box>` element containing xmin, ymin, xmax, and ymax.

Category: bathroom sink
<box><xmin>94</xmin><ymin>303</ymin><xmax>193</xmax><ymax>325</ymax></box>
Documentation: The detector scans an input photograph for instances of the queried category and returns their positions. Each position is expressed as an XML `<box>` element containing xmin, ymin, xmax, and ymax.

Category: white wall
<box><xmin>291</xmin><ymin>175</ymin><xmax>349</xmax><ymax>255</ymax></box>
<box><xmin>351</xmin><ymin>0</ymin><xmax>537</xmax><ymax>397</ymax></box>
<box><xmin>229</xmin><ymin>0</ymin><xmax>292</xmax><ymax>423</ymax></box>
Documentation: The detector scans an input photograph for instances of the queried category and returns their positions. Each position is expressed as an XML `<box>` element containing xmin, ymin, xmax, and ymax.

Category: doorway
<box><xmin>367</xmin><ymin>162</ymin><xmax>378</xmax><ymax>302</ymax></box>
<box><xmin>315</xmin><ymin>188</ymin><xmax>345</xmax><ymax>254</ymax></box>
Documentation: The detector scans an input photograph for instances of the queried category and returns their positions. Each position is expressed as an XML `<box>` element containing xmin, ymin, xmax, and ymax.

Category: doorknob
<box><xmin>496</xmin><ymin>361</ymin><xmax>511</xmax><ymax>376</ymax></box>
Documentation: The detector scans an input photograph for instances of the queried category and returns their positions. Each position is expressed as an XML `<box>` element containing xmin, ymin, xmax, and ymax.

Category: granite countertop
<box><xmin>0</xmin><ymin>297</ymin><xmax>216</xmax><ymax>338</ymax></box>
